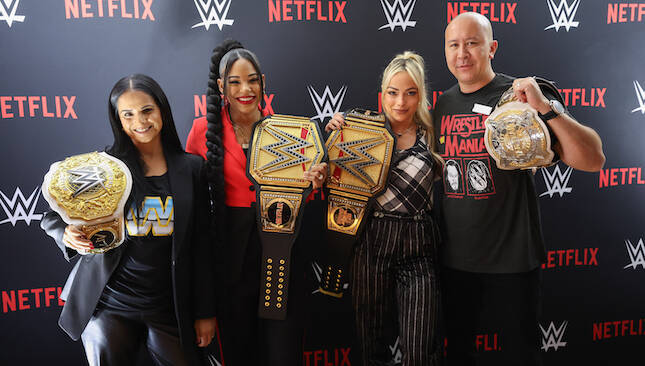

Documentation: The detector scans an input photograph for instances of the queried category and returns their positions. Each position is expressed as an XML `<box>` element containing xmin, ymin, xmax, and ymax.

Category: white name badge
<box><xmin>472</xmin><ymin>103</ymin><xmax>493</xmax><ymax>115</ymax></box>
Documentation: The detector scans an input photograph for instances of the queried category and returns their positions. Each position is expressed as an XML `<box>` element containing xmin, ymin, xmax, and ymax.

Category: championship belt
<box><xmin>320</xmin><ymin>109</ymin><xmax>395</xmax><ymax>297</ymax></box>
<box><xmin>42</xmin><ymin>152</ymin><xmax>132</xmax><ymax>253</ymax></box>
<box><xmin>247</xmin><ymin>114</ymin><xmax>326</xmax><ymax>320</ymax></box>
<box><xmin>484</xmin><ymin>79</ymin><xmax>561</xmax><ymax>170</ymax></box>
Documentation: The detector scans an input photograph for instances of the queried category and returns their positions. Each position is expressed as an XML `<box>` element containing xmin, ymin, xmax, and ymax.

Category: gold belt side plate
<box><xmin>484</xmin><ymin>87</ymin><xmax>555</xmax><ymax>170</ymax></box>
<box><xmin>259</xmin><ymin>190</ymin><xmax>303</xmax><ymax>234</ymax></box>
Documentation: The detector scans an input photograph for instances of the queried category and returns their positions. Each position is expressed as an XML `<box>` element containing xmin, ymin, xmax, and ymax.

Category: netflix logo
<box><xmin>2</xmin><ymin>286</ymin><xmax>64</xmax><ymax>313</ymax></box>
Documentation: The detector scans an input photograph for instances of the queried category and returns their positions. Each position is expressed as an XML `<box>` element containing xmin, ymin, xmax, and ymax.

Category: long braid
<box><xmin>205</xmin><ymin>39</ymin><xmax>244</xmax><ymax>238</ymax></box>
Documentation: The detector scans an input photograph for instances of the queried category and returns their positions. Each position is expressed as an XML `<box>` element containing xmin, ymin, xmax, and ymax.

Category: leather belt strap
<box><xmin>247</xmin><ymin>114</ymin><xmax>326</xmax><ymax>319</ymax></box>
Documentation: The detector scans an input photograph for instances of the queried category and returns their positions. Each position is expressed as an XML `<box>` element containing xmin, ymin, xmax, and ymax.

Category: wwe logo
<box><xmin>544</xmin><ymin>0</ymin><xmax>580</xmax><ymax>32</ymax></box>
<box><xmin>539</xmin><ymin>164</ymin><xmax>573</xmax><ymax>198</ymax></box>
<box><xmin>311</xmin><ymin>261</ymin><xmax>348</xmax><ymax>294</ymax></box>
<box><xmin>205</xmin><ymin>353</ymin><xmax>222</xmax><ymax>366</ymax></box>
<box><xmin>0</xmin><ymin>187</ymin><xmax>43</xmax><ymax>226</ymax></box>
<box><xmin>379</xmin><ymin>0</ymin><xmax>417</xmax><ymax>32</ymax></box>
<box><xmin>0</xmin><ymin>0</ymin><xmax>25</xmax><ymax>27</ymax></box>
<box><xmin>623</xmin><ymin>238</ymin><xmax>645</xmax><ymax>270</ymax></box>
<box><xmin>631</xmin><ymin>80</ymin><xmax>645</xmax><ymax>114</ymax></box>
<box><xmin>308</xmin><ymin>85</ymin><xmax>347</xmax><ymax>122</ymax></box>
<box><xmin>540</xmin><ymin>321</ymin><xmax>568</xmax><ymax>352</ymax></box>
<box><xmin>388</xmin><ymin>336</ymin><xmax>403</xmax><ymax>364</ymax></box>
<box><xmin>192</xmin><ymin>0</ymin><xmax>234</xmax><ymax>31</ymax></box>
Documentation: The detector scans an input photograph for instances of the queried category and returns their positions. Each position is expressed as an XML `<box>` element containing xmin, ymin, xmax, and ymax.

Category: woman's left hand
<box><xmin>303</xmin><ymin>162</ymin><xmax>328</xmax><ymax>189</ymax></box>
<box><xmin>194</xmin><ymin>317</ymin><xmax>217</xmax><ymax>348</ymax></box>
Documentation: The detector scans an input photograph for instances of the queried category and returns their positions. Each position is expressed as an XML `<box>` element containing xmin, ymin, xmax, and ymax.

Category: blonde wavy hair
<box><xmin>381</xmin><ymin>51</ymin><xmax>443</xmax><ymax>166</ymax></box>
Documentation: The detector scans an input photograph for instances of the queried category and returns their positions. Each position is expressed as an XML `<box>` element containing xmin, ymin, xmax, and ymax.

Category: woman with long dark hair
<box><xmin>186</xmin><ymin>40</ymin><xmax>327</xmax><ymax>366</ymax></box>
<box><xmin>326</xmin><ymin>52</ymin><xmax>444</xmax><ymax>365</ymax></box>
<box><xmin>41</xmin><ymin>74</ymin><xmax>216</xmax><ymax>365</ymax></box>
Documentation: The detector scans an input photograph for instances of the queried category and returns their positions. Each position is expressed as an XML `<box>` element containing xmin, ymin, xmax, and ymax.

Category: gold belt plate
<box><xmin>484</xmin><ymin>87</ymin><xmax>555</xmax><ymax>170</ymax></box>
<box><xmin>42</xmin><ymin>152</ymin><xmax>133</xmax><ymax>252</ymax></box>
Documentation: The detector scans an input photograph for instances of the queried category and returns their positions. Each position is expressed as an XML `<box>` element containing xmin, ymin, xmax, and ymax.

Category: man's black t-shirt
<box><xmin>433</xmin><ymin>73</ymin><xmax>550</xmax><ymax>273</ymax></box>
<box><xmin>99</xmin><ymin>173</ymin><xmax>174</xmax><ymax>314</ymax></box>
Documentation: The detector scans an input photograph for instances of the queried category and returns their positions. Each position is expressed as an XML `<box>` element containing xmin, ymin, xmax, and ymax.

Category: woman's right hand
<box><xmin>324</xmin><ymin>112</ymin><xmax>346</xmax><ymax>132</ymax></box>
<box><xmin>63</xmin><ymin>225</ymin><xmax>94</xmax><ymax>255</ymax></box>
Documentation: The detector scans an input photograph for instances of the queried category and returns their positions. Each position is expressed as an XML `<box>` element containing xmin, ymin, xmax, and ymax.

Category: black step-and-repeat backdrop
<box><xmin>1</xmin><ymin>1</ymin><xmax>644</xmax><ymax>365</ymax></box>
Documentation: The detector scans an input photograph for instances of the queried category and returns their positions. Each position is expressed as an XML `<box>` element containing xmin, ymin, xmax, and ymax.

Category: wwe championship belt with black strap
<box><xmin>320</xmin><ymin>109</ymin><xmax>395</xmax><ymax>297</ymax></box>
<box><xmin>42</xmin><ymin>152</ymin><xmax>133</xmax><ymax>253</ymax></box>
<box><xmin>247</xmin><ymin>114</ymin><xmax>326</xmax><ymax>320</ymax></box>
<box><xmin>484</xmin><ymin>77</ymin><xmax>564</xmax><ymax>170</ymax></box>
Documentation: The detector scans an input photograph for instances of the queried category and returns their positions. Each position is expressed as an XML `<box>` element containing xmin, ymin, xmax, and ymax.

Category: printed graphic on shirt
<box><xmin>439</xmin><ymin>112</ymin><xmax>495</xmax><ymax>197</ymax></box>
<box><xmin>444</xmin><ymin>159</ymin><xmax>464</xmax><ymax>196</ymax></box>
<box><xmin>125</xmin><ymin>196</ymin><xmax>174</xmax><ymax>236</ymax></box>
<box><xmin>465</xmin><ymin>158</ymin><xmax>495</xmax><ymax>195</ymax></box>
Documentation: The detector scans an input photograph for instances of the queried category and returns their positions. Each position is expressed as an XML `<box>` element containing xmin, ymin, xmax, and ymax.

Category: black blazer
<box><xmin>41</xmin><ymin>152</ymin><xmax>214</xmax><ymax>365</ymax></box>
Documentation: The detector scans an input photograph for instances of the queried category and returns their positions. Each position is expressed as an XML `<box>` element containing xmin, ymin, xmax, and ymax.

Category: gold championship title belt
<box><xmin>42</xmin><ymin>152</ymin><xmax>132</xmax><ymax>253</ymax></box>
<box><xmin>247</xmin><ymin>114</ymin><xmax>326</xmax><ymax>320</ymax></box>
<box><xmin>484</xmin><ymin>78</ymin><xmax>563</xmax><ymax>170</ymax></box>
<box><xmin>320</xmin><ymin>109</ymin><xmax>395</xmax><ymax>297</ymax></box>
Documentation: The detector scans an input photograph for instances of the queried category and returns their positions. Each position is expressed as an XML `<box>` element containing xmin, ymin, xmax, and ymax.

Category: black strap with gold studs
<box><xmin>246</xmin><ymin>114</ymin><xmax>326</xmax><ymax>320</ymax></box>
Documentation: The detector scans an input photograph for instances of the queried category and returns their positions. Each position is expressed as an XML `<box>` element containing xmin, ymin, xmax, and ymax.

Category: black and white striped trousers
<box><xmin>351</xmin><ymin>213</ymin><xmax>442</xmax><ymax>366</ymax></box>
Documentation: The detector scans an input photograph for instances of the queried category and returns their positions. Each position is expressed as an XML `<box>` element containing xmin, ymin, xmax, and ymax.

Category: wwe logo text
<box><xmin>0</xmin><ymin>96</ymin><xmax>77</xmax><ymax>119</ymax></box>
<box><xmin>388</xmin><ymin>337</ymin><xmax>403</xmax><ymax>363</ymax></box>
<box><xmin>607</xmin><ymin>3</ymin><xmax>645</xmax><ymax>23</ymax></box>
<box><xmin>631</xmin><ymin>80</ymin><xmax>645</xmax><ymax>114</ymax></box>
<box><xmin>0</xmin><ymin>187</ymin><xmax>43</xmax><ymax>226</ymax></box>
<box><xmin>2</xmin><ymin>286</ymin><xmax>64</xmax><ymax>313</ymax></box>
<box><xmin>593</xmin><ymin>318</ymin><xmax>645</xmax><ymax>340</ymax></box>
<box><xmin>269</xmin><ymin>0</ymin><xmax>347</xmax><ymax>23</ymax></box>
<box><xmin>623</xmin><ymin>238</ymin><xmax>645</xmax><ymax>270</ymax></box>
<box><xmin>65</xmin><ymin>0</ymin><xmax>155</xmax><ymax>20</ymax></box>
<box><xmin>540</xmin><ymin>321</ymin><xmax>568</xmax><ymax>351</ymax></box>
<box><xmin>68</xmin><ymin>167</ymin><xmax>107</xmax><ymax>197</ymax></box>
<box><xmin>303</xmin><ymin>347</ymin><xmax>351</xmax><ymax>366</ymax></box>
<box><xmin>558</xmin><ymin>88</ymin><xmax>606</xmax><ymax>108</ymax></box>
<box><xmin>308</xmin><ymin>85</ymin><xmax>347</xmax><ymax>122</ymax></box>
<box><xmin>447</xmin><ymin>2</ymin><xmax>517</xmax><ymax>24</ymax></box>
<box><xmin>598</xmin><ymin>167</ymin><xmax>645</xmax><ymax>188</ymax></box>
<box><xmin>205</xmin><ymin>353</ymin><xmax>222</xmax><ymax>366</ymax></box>
<box><xmin>259</xmin><ymin>126</ymin><xmax>312</xmax><ymax>174</ymax></box>
<box><xmin>545</xmin><ymin>0</ymin><xmax>580</xmax><ymax>32</ymax></box>
<box><xmin>0</xmin><ymin>0</ymin><xmax>24</xmax><ymax>27</ymax></box>
<box><xmin>333</xmin><ymin>137</ymin><xmax>382</xmax><ymax>185</ymax></box>
<box><xmin>192</xmin><ymin>0</ymin><xmax>234</xmax><ymax>31</ymax></box>
<box><xmin>540</xmin><ymin>164</ymin><xmax>573</xmax><ymax>198</ymax></box>
<box><xmin>193</xmin><ymin>94</ymin><xmax>275</xmax><ymax>116</ymax></box>
<box><xmin>379</xmin><ymin>0</ymin><xmax>416</xmax><ymax>31</ymax></box>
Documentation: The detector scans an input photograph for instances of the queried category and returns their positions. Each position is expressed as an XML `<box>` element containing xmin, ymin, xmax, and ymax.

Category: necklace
<box><xmin>393</xmin><ymin>124</ymin><xmax>416</xmax><ymax>137</ymax></box>
<box><xmin>231</xmin><ymin>120</ymin><xmax>252</xmax><ymax>145</ymax></box>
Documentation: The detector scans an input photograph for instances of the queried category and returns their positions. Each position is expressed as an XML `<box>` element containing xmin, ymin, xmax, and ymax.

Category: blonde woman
<box><xmin>326</xmin><ymin>51</ymin><xmax>443</xmax><ymax>365</ymax></box>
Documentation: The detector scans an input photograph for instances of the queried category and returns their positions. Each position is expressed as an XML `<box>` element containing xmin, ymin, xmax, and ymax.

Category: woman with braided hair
<box><xmin>186</xmin><ymin>40</ymin><xmax>327</xmax><ymax>366</ymax></box>
<box><xmin>326</xmin><ymin>51</ymin><xmax>444</xmax><ymax>365</ymax></box>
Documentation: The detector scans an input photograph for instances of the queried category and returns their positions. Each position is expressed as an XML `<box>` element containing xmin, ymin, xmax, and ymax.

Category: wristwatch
<box><xmin>538</xmin><ymin>100</ymin><xmax>565</xmax><ymax>121</ymax></box>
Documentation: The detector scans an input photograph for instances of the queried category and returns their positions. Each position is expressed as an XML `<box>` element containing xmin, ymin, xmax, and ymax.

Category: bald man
<box><xmin>432</xmin><ymin>12</ymin><xmax>604</xmax><ymax>366</ymax></box>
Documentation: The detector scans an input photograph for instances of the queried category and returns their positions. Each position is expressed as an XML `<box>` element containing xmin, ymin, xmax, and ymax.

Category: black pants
<box><xmin>351</xmin><ymin>215</ymin><xmax>442</xmax><ymax>366</ymax></box>
<box><xmin>217</xmin><ymin>227</ymin><xmax>305</xmax><ymax>366</ymax></box>
<box><xmin>80</xmin><ymin>308</ymin><xmax>187</xmax><ymax>366</ymax></box>
<box><xmin>443</xmin><ymin>267</ymin><xmax>541</xmax><ymax>366</ymax></box>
